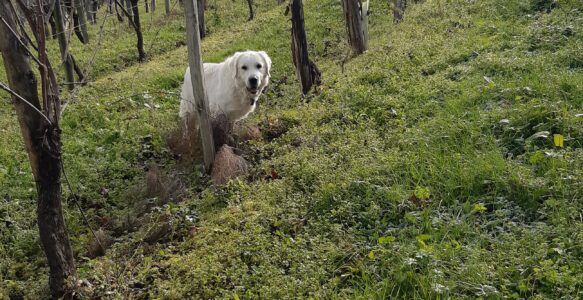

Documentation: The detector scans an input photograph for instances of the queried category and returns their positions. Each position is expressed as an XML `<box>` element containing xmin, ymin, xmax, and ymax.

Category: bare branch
<box><xmin>114</xmin><ymin>0</ymin><xmax>138</xmax><ymax>30</ymax></box>
<box><xmin>7</xmin><ymin>0</ymin><xmax>38</xmax><ymax>52</ymax></box>
<box><xmin>0</xmin><ymin>16</ymin><xmax>43</xmax><ymax>66</ymax></box>
<box><xmin>35</xmin><ymin>0</ymin><xmax>51</xmax><ymax>116</ymax></box>
<box><xmin>46</xmin><ymin>0</ymin><xmax>58</xmax><ymax>21</ymax></box>
<box><xmin>59</xmin><ymin>80</ymin><xmax>89</xmax><ymax>85</ymax></box>
<box><xmin>0</xmin><ymin>81</ymin><xmax>52</xmax><ymax>124</ymax></box>
<box><xmin>15</xmin><ymin>0</ymin><xmax>42</xmax><ymax>52</ymax></box>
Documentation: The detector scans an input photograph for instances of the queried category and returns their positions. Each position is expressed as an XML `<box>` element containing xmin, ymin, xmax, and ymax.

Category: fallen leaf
<box><xmin>553</xmin><ymin>134</ymin><xmax>564</xmax><ymax>148</ymax></box>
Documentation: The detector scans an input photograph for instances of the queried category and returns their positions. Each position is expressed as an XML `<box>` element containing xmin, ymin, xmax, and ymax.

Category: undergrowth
<box><xmin>1</xmin><ymin>0</ymin><xmax>582</xmax><ymax>298</ymax></box>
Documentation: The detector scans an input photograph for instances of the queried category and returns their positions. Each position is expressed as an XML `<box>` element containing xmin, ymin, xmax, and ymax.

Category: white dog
<box><xmin>179</xmin><ymin>51</ymin><xmax>272</xmax><ymax>127</ymax></box>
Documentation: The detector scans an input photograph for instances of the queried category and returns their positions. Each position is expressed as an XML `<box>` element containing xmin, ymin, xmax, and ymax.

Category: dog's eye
<box><xmin>256</xmin><ymin>64</ymin><xmax>262</xmax><ymax>69</ymax></box>
<box><xmin>242</xmin><ymin>65</ymin><xmax>248</xmax><ymax>70</ymax></box>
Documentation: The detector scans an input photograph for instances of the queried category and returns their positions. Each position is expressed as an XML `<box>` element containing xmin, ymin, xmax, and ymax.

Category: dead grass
<box><xmin>166</xmin><ymin>113</ymin><xmax>203</xmax><ymax>166</ymax></box>
<box><xmin>86</xmin><ymin>228</ymin><xmax>112</xmax><ymax>259</ymax></box>
<box><xmin>210</xmin><ymin>145</ymin><xmax>249</xmax><ymax>185</ymax></box>
<box><xmin>166</xmin><ymin>113</ymin><xmax>256</xmax><ymax>185</ymax></box>
<box><xmin>144</xmin><ymin>165</ymin><xmax>186</xmax><ymax>203</ymax></box>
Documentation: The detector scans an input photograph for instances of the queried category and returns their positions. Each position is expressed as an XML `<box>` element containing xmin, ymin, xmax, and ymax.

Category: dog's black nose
<box><xmin>249</xmin><ymin>76</ymin><xmax>258</xmax><ymax>88</ymax></box>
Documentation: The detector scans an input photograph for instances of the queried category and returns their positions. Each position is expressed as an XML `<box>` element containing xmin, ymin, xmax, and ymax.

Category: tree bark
<box><xmin>42</xmin><ymin>0</ymin><xmax>56</xmax><ymax>39</ymax></box>
<box><xmin>151</xmin><ymin>0</ymin><xmax>155</xmax><ymax>11</ymax></box>
<box><xmin>246</xmin><ymin>0</ymin><xmax>253</xmax><ymax>21</ymax></box>
<box><xmin>290</xmin><ymin>0</ymin><xmax>321</xmax><ymax>95</ymax></box>
<box><xmin>114</xmin><ymin>0</ymin><xmax>124</xmax><ymax>21</ymax></box>
<box><xmin>341</xmin><ymin>0</ymin><xmax>366</xmax><ymax>55</ymax></box>
<box><xmin>90</xmin><ymin>0</ymin><xmax>98</xmax><ymax>24</ymax></box>
<box><xmin>393</xmin><ymin>0</ymin><xmax>406</xmax><ymax>23</ymax></box>
<box><xmin>113</xmin><ymin>0</ymin><xmax>122</xmax><ymax>20</ymax></box>
<box><xmin>0</xmin><ymin>1</ymin><xmax>75</xmax><ymax>298</ymax></box>
<box><xmin>114</xmin><ymin>0</ymin><xmax>146</xmax><ymax>61</ymax></box>
<box><xmin>144</xmin><ymin>0</ymin><xmax>149</xmax><ymax>12</ymax></box>
<box><xmin>125</xmin><ymin>0</ymin><xmax>134</xmax><ymax>26</ymax></box>
<box><xmin>85</xmin><ymin>0</ymin><xmax>93</xmax><ymax>24</ymax></box>
<box><xmin>197</xmin><ymin>0</ymin><xmax>204</xmax><ymax>38</ymax></box>
<box><xmin>53</xmin><ymin>0</ymin><xmax>75</xmax><ymax>90</ymax></box>
<box><xmin>183</xmin><ymin>0</ymin><xmax>215</xmax><ymax>172</ymax></box>
<box><xmin>164</xmin><ymin>0</ymin><xmax>170</xmax><ymax>15</ymax></box>
<box><xmin>73</xmin><ymin>0</ymin><xmax>89</xmax><ymax>43</ymax></box>
<box><xmin>130</xmin><ymin>0</ymin><xmax>146</xmax><ymax>61</ymax></box>
<box><xmin>48</xmin><ymin>15</ymin><xmax>57</xmax><ymax>39</ymax></box>
<box><xmin>70</xmin><ymin>54</ymin><xmax>86</xmax><ymax>84</ymax></box>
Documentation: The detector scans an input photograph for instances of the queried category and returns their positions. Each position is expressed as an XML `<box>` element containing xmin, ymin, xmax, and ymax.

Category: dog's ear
<box><xmin>228</xmin><ymin>52</ymin><xmax>242</xmax><ymax>81</ymax></box>
<box><xmin>258</xmin><ymin>51</ymin><xmax>272</xmax><ymax>78</ymax></box>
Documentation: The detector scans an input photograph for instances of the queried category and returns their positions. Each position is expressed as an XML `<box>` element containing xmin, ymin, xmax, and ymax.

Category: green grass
<box><xmin>1</xmin><ymin>0</ymin><xmax>582</xmax><ymax>298</ymax></box>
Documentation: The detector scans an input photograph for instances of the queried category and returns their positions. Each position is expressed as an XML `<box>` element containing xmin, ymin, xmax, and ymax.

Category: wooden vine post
<box><xmin>184</xmin><ymin>0</ymin><xmax>215</xmax><ymax>171</ymax></box>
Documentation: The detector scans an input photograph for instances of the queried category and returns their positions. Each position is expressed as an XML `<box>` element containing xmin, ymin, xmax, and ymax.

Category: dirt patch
<box><xmin>165</xmin><ymin>112</ymin><xmax>304</xmax><ymax>187</ymax></box>
<box><xmin>166</xmin><ymin>112</ymin><xmax>204</xmax><ymax>166</ymax></box>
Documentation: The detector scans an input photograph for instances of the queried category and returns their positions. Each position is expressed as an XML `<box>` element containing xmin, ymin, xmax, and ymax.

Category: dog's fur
<box><xmin>179</xmin><ymin>51</ymin><xmax>272</xmax><ymax>126</ymax></box>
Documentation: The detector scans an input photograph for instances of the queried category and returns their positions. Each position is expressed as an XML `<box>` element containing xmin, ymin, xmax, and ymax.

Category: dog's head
<box><xmin>229</xmin><ymin>51</ymin><xmax>272</xmax><ymax>98</ymax></box>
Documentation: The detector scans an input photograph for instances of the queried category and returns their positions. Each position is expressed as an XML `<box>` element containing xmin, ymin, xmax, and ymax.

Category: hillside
<box><xmin>1</xmin><ymin>0</ymin><xmax>582</xmax><ymax>298</ymax></box>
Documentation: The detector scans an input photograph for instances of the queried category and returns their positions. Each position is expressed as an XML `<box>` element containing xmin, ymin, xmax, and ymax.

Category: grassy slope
<box><xmin>1</xmin><ymin>0</ymin><xmax>582</xmax><ymax>298</ymax></box>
